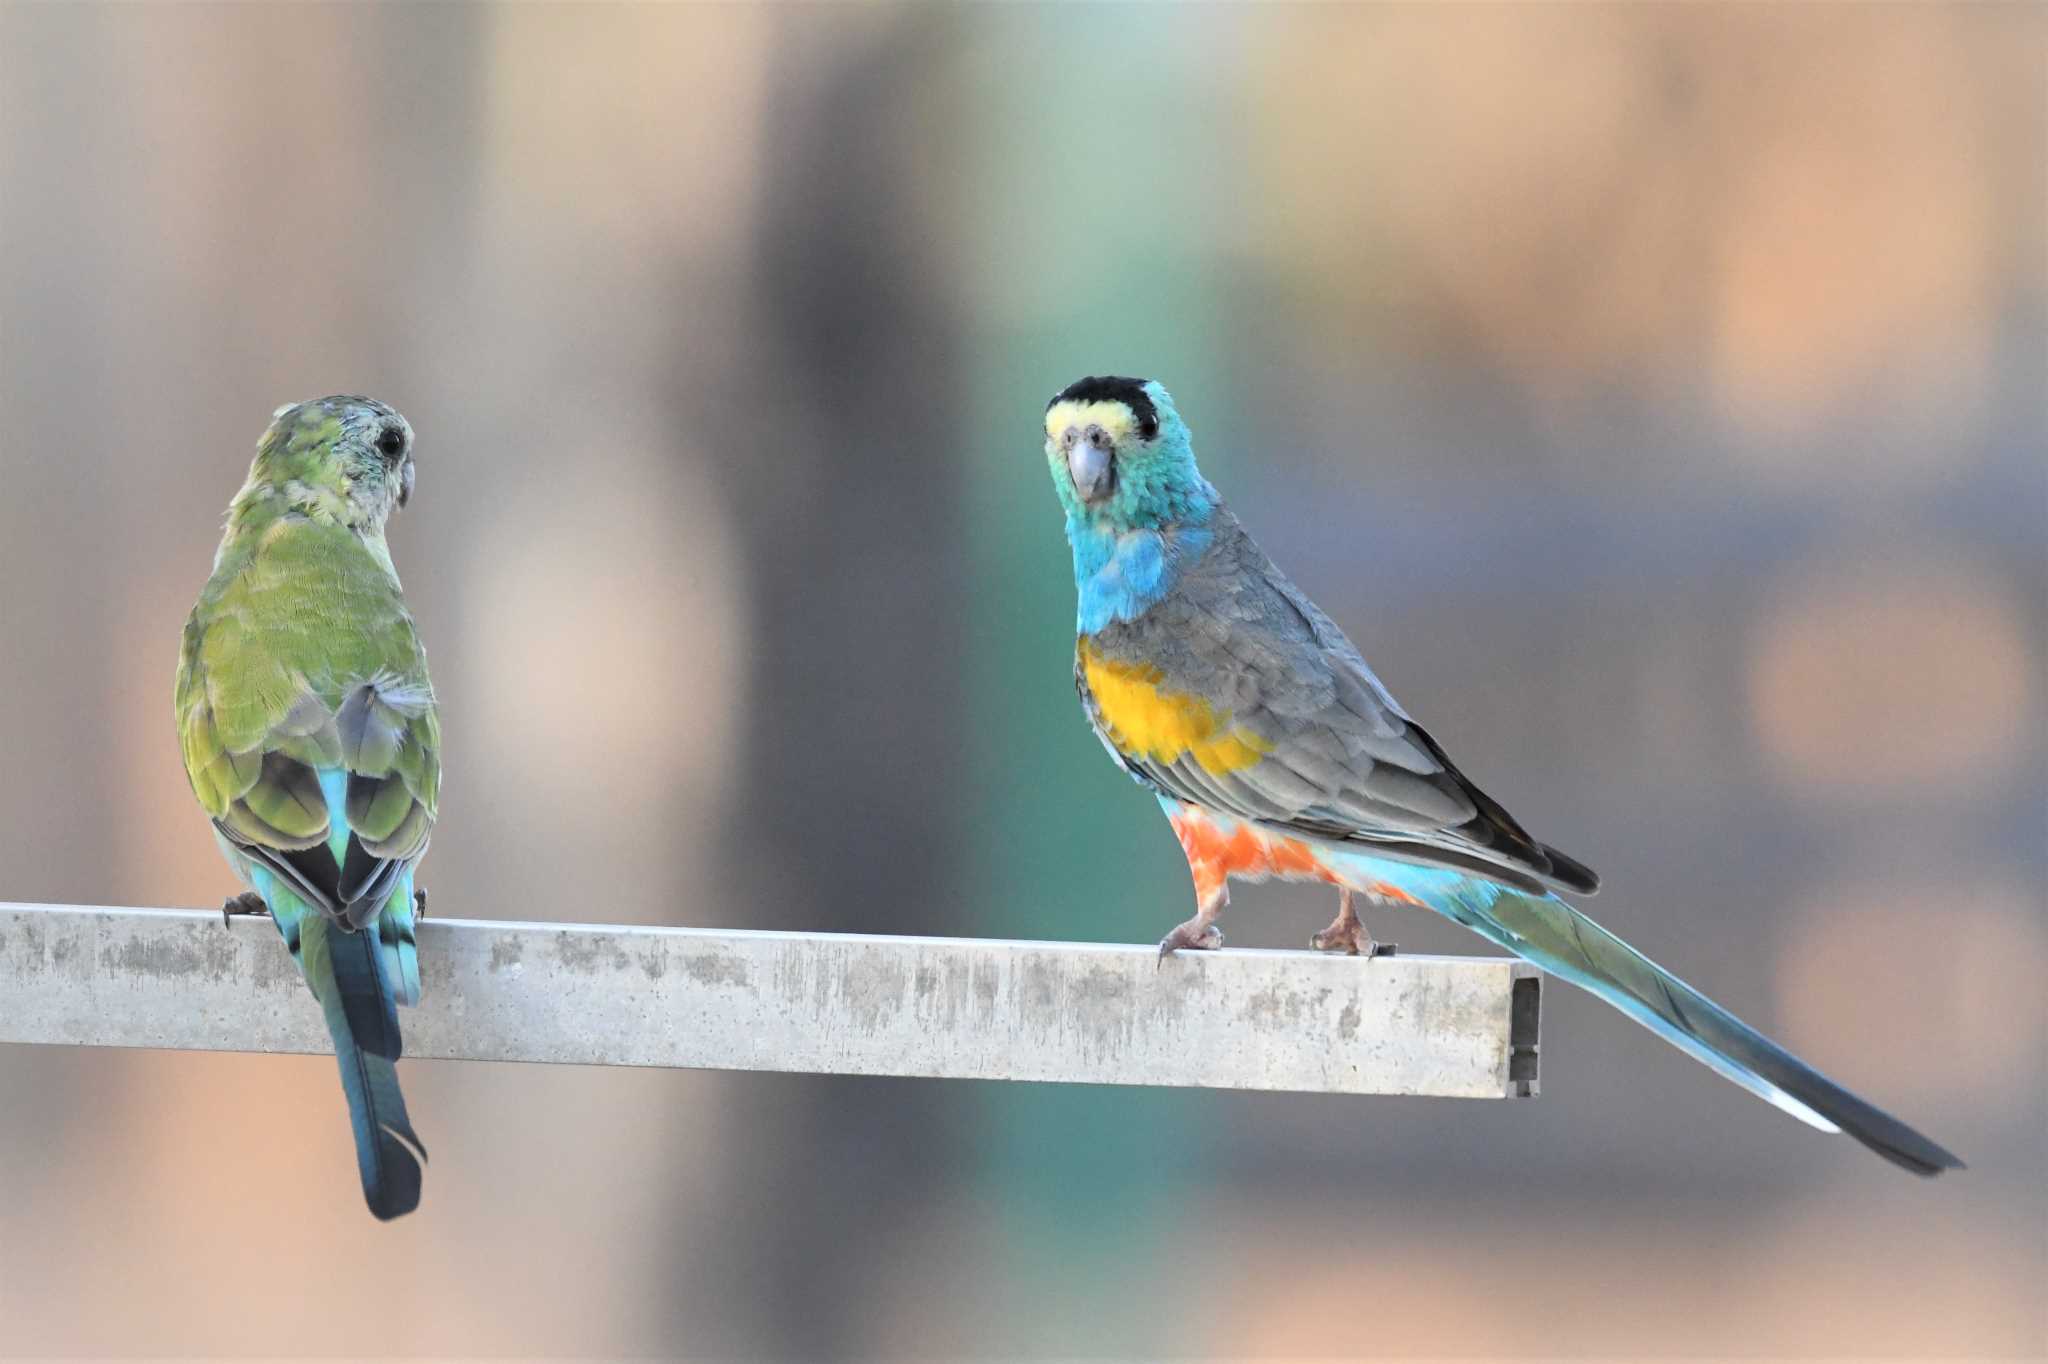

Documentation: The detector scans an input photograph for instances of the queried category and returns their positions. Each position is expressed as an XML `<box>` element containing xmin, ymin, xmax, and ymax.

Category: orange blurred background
<box><xmin>0</xmin><ymin>4</ymin><xmax>2040</xmax><ymax>1357</ymax></box>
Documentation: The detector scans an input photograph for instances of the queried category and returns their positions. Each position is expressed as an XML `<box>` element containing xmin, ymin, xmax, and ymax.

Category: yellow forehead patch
<box><xmin>1080</xmin><ymin>641</ymin><xmax>1271</xmax><ymax>775</ymax></box>
<box><xmin>1046</xmin><ymin>400</ymin><xmax>1139</xmax><ymax>447</ymax></box>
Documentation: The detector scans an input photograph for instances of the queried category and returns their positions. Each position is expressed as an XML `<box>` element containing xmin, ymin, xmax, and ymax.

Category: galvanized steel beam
<box><xmin>0</xmin><ymin>903</ymin><xmax>1540</xmax><ymax>1098</ymax></box>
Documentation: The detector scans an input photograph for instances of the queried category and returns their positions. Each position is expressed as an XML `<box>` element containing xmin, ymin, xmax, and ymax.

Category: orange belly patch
<box><xmin>1166</xmin><ymin>805</ymin><xmax>1426</xmax><ymax>909</ymax></box>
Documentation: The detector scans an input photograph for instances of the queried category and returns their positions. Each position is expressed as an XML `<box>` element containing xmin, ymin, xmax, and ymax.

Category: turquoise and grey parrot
<box><xmin>176</xmin><ymin>396</ymin><xmax>438</xmax><ymax>1218</ymax></box>
<box><xmin>1043</xmin><ymin>374</ymin><xmax>1960</xmax><ymax>1176</ymax></box>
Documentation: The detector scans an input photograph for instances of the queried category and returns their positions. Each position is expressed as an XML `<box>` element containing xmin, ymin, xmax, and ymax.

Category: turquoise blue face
<box><xmin>1044</xmin><ymin>378</ymin><xmax>1219</xmax><ymax>634</ymax></box>
<box><xmin>1042</xmin><ymin>378</ymin><xmax>1214</xmax><ymax>533</ymax></box>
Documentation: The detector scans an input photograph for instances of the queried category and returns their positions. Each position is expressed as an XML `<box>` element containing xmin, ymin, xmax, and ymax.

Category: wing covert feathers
<box><xmin>1077</xmin><ymin>509</ymin><xmax>1597</xmax><ymax>895</ymax></box>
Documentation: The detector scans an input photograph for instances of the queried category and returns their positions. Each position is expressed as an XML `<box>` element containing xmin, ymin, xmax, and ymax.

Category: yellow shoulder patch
<box><xmin>1080</xmin><ymin>641</ymin><xmax>1270</xmax><ymax>775</ymax></box>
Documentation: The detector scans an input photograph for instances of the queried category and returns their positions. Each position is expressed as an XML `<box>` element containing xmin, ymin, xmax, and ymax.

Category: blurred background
<box><xmin>1</xmin><ymin>3</ymin><xmax>2042</xmax><ymax>1357</ymax></box>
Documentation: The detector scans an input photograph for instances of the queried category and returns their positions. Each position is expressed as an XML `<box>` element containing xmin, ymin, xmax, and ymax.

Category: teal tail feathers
<box><xmin>377</xmin><ymin>878</ymin><xmax>421</xmax><ymax>1007</ymax></box>
<box><xmin>304</xmin><ymin>916</ymin><xmax>427</xmax><ymax>1219</ymax></box>
<box><xmin>1429</xmin><ymin>882</ymin><xmax>1963</xmax><ymax>1176</ymax></box>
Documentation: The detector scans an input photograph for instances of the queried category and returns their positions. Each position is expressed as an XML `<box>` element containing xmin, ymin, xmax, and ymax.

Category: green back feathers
<box><xmin>177</xmin><ymin>397</ymin><xmax>437</xmax><ymax>862</ymax></box>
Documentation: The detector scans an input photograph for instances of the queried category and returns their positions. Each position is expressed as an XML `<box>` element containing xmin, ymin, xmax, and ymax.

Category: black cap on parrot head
<box><xmin>1049</xmin><ymin>376</ymin><xmax>1160</xmax><ymax>441</ymax></box>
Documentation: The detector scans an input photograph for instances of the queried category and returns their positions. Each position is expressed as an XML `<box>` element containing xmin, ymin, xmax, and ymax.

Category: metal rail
<box><xmin>0</xmin><ymin>903</ymin><xmax>1540</xmax><ymax>1097</ymax></box>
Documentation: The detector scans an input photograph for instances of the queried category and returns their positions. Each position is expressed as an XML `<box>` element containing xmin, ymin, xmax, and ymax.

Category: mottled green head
<box><xmin>241</xmin><ymin>395</ymin><xmax>416</xmax><ymax>532</ymax></box>
<box><xmin>1043</xmin><ymin>376</ymin><xmax>1213</xmax><ymax>531</ymax></box>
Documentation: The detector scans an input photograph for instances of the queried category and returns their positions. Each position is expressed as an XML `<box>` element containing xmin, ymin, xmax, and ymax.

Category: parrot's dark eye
<box><xmin>375</xmin><ymin>425</ymin><xmax>406</xmax><ymax>460</ymax></box>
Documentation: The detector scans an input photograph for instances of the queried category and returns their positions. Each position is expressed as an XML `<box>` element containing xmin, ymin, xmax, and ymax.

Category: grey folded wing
<box><xmin>1082</xmin><ymin>513</ymin><xmax>1597</xmax><ymax>897</ymax></box>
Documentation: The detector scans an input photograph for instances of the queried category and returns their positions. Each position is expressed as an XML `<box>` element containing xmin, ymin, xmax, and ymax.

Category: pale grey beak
<box><xmin>398</xmin><ymin>459</ymin><xmax>415</xmax><ymax>509</ymax></box>
<box><xmin>1068</xmin><ymin>437</ymin><xmax>1114</xmax><ymax>503</ymax></box>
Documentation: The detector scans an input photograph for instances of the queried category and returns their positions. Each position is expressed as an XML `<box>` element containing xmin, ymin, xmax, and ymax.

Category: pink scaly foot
<box><xmin>1158</xmin><ymin>916</ymin><xmax>1224</xmax><ymax>957</ymax></box>
<box><xmin>1163</xmin><ymin>888</ymin><xmax>1220</xmax><ymax>962</ymax></box>
<box><xmin>1158</xmin><ymin>888</ymin><xmax>1227</xmax><ymax>963</ymax></box>
<box><xmin>1311</xmin><ymin>888</ymin><xmax>1395</xmax><ymax>957</ymax></box>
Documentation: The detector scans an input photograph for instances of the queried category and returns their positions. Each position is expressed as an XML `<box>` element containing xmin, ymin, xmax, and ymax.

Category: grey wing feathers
<box><xmin>1087</xmin><ymin>511</ymin><xmax>1599</xmax><ymax>897</ymax></box>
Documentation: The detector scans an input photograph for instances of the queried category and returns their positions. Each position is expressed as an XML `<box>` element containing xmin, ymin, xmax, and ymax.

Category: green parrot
<box><xmin>176</xmin><ymin>396</ymin><xmax>438</xmax><ymax>1219</ymax></box>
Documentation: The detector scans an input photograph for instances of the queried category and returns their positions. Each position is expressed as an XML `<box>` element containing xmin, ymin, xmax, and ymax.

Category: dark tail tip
<box><xmin>1852</xmin><ymin>1126</ymin><xmax>1966</xmax><ymax>1178</ymax></box>
<box><xmin>1540</xmin><ymin>843</ymin><xmax>1601</xmax><ymax>896</ymax></box>
<box><xmin>1815</xmin><ymin>1083</ymin><xmax>1965</xmax><ymax>1176</ymax></box>
<box><xmin>364</xmin><ymin>1124</ymin><xmax>427</xmax><ymax>1220</ymax></box>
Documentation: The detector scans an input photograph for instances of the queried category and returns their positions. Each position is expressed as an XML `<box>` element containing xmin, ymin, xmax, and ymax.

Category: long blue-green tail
<box><xmin>1350</xmin><ymin>857</ymin><xmax>1963</xmax><ymax>1175</ymax></box>
<box><xmin>295</xmin><ymin>912</ymin><xmax>427</xmax><ymax>1219</ymax></box>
